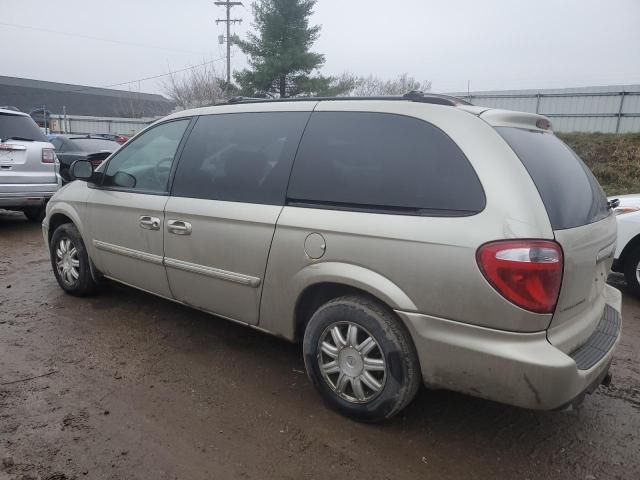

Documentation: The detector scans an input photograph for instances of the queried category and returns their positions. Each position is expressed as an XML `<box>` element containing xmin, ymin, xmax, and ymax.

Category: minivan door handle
<box><xmin>167</xmin><ymin>219</ymin><xmax>192</xmax><ymax>235</ymax></box>
<box><xmin>139</xmin><ymin>215</ymin><xmax>161</xmax><ymax>230</ymax></box>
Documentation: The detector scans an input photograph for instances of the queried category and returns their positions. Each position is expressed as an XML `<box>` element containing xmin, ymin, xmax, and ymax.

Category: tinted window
<box><xmin>50</xmin><ymin>137</ymin><xmax>64</xmax><ymax>150</ymax></box>
<box><xmin>70</xmin><ymin>138</ymin><xmax>120</xmax><ymax>152</ymax></box>
<box><xmin>103</xmin><ymin>120</ymin><xmax>189</xmax><ymax>193</ymax></box>
<box><xmin>0</xmin><ymin>113</ymin><xmax>47</xmax><ymax>142</ymax></box>
<box><xmin>172</xmin><ymin>112</ymin><xmax>310</xmax><ymax>204</ymax></box>
<box><xmin>287</xmin><ymin>112</ymin><xmax>485</xmax><ymax>215</ymax></box>
<box><xmin>497</xmin><ymin>127</ymin><xmax>610</xmax><ymax>230</ymax></box>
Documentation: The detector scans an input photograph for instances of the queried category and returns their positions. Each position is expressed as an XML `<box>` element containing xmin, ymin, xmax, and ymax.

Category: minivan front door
<box><xmin>86</xmin><ymin>119</ymin><xmax>191</xmax><ymax>298</ymax></box>
<box><xmin>162</xmin><ymin>111</ymin><xmax>311</xmax><ymax>324</ymax></box>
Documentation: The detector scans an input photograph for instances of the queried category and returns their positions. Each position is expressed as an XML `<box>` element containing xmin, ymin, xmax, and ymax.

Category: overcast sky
<box><xmin>2</xmin><ymin>0</ymin><xmax>639</xmax><ymax>96</ymax></box>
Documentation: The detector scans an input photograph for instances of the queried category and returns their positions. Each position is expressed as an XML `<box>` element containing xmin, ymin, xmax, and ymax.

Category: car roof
<box><xmin>0</xmin><ymin>108</ymin><xmax>29</xmax><ymax>117</ymax></box>
<box><xmin>52</xmin><ymin>134</ymin><xmax>115</xmax><ymax>140</ymax></box>
<box><xmin>161</xmin><ymin>92</ymin><xmax>553</xmax><ymax>132</ymax></box>
<box><xmin>164</xmin><ymin>92</ymin><xmax>470</xmax><ymax>120</ymax></box>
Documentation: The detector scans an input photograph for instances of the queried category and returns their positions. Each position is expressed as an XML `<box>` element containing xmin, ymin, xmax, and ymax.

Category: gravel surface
<box><xmin>1</xmin><ymin>210</ymin><xmax>639</xmax><ymax>480</ymax></box>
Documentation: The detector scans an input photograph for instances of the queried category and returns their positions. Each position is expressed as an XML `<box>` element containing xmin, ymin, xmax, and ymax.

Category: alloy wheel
<box><xmin>317</xmin><ymin>321</ymin><xmax>387</xmax><ymax>403</ymax></box>
<box><xmin>55</xmin><ymin>237</ymin><xmax>80</xmax><ymax>286</ymax></box>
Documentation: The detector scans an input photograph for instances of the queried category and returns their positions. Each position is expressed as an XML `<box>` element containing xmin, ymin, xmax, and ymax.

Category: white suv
<box><xmin>0</xmin><ymin>108</ymin><xmax>60</xmax><ymax>221</ymax></box>
<box><xmin>609</xmin><ymin>194</ymin><xmax>640</xmax><ymax>295</ymax></box>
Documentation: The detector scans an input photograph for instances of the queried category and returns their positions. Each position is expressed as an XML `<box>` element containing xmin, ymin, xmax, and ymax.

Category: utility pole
<box><xmin>215</xmin><ymin>1</ymin><xmax>243</xmax><ymax>86</ymax></box>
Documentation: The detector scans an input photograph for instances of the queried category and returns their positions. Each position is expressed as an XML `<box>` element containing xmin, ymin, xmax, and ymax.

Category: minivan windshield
<box><xmin>0</xmin><ymin>112</ymin><xmax>47</xmax><ymax>142</ymax></box>
<box><xmin>497</xmin><ymin>127</ymin><xmax>610</xmax><ymax>230</ymax></box>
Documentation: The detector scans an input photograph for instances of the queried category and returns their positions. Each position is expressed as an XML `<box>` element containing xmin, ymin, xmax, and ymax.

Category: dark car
<box><xmin>92</xmin><ymin>133</ymin><xmax>130</xmax><ymax>145</ymax></box>
<box><xmin>49</xmin><ymin>135</ymin><xmax>120</xmax><ymax>183</ymax></box>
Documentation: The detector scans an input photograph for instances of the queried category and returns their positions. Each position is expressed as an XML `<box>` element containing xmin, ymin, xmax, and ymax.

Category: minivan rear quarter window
<box><xmin>497</xmin><ymin>127</ymin><xmax>610</xmax><ymax>230</ymax></box>
<box><xmin>287</xmin><ymin>112</ymin><xmax>485</xmax><ymax>215</ymax></box>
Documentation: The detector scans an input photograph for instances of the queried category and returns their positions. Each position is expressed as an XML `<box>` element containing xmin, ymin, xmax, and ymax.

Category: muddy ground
<box><xmin>0</xmin><ymin>210</ymin><xmax>639</xmax><ymax>480</ymax></box>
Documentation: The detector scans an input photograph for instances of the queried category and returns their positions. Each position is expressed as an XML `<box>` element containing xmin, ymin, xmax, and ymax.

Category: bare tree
<box><xmin>115</xmin><ymin>84</ymin><xmax>148</xmax><ymax>118</ymax></box>
<box><xmin>162</xmin><ymin>63</ymin><xmax>235</xmax><ymax>110</ymax></box>
<box><xmin>332</xmin><ymin>72</ymin><xmax>432</xmax><ymax>97</ymax></box>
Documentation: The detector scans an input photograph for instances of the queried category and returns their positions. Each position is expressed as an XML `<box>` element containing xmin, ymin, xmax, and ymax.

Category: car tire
<box><xmin>50</xmin><ymin>223</ymin><xmax>99</xmax><ymax>296</ymax></box>
<box><xmin>303</xmin><ymin>295</ymin><xmax>421</xmax><ymax>422</ymax></box>
<box><xmin>623</xmin><ymin>247</ymin><xmax>640</xmax><ymax>297</ymax></box>
<box><xmin>23</xmin><ymin>206</ymin><xmax>46</xmax><ymax>223</ymax></box>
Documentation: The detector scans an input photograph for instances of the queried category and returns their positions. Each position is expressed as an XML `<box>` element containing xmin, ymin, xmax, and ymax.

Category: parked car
<box><xmin>608</xmin><ymin>194</ymin><xmax>640</xmax><ymax>295</ymax></box>
<box><xmin>49</xmin><ymin>135</ymin><xmax>120</xmax><ymax>183</ymax></box>
<box><xmin>92</xmin><ymin>133</ymin><xmax>129</xmax><ymax>145</ymax></box>
<box><xmin>0</xmin><ymin>108</ymin><xmax>60</xmax><ymax>221</ymax></box>
<box><xmin>43</xmin><ymin>94</ymin><xmax>621</xmax><ymax>421</ymax></box>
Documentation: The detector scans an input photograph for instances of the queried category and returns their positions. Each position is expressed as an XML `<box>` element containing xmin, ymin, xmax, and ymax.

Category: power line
<box><xmin>102</xmin><ymin>57</ymin><xmax>226</xmax><ymax>90</ymax></box>
<box><xmin>0</xmin><ymin>21</ymin><xmax>212</xmax><ymax>56</ymax></box>
<box><xmin>1</xmin><ymin>56</ymin><xmax>227</xmax><ymax>98</ymax></box>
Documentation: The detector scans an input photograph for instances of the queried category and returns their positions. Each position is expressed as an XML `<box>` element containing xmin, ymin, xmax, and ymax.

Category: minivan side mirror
<box><xmin>70</xmin><ymin>160</ymin><xmax>94</xmax><ymax>182</ymax></box>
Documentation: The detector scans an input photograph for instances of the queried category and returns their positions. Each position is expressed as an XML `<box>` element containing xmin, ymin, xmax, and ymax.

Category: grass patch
<box><xmin>557</xmin><ymin>132</ymin><xmax>640</xmax><ymax>195</ymax></box>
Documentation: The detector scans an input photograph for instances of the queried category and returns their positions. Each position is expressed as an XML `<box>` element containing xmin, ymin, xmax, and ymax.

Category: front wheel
<box><xmin>303</xmin><ymin>295</ymin><xmax>421</xmax><ymax>422</ymax></box>
<box><xmin>50</xmin><ymin>223</ymin><xmax>98</xmax><ymax>296</ymax></box>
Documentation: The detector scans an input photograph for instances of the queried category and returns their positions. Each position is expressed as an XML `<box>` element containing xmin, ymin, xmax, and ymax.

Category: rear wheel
<box><xmin>623</xmin><ymin>247</ymin><xmax>640</xmax><ymax>297</ymax></box>
<box><xmin>50</xmin><ymin>223</ymin><xmax>98</xmax><ymax>296</ymax></box>
<box><xmin>23</xmin><ymin>206</ymin><xmax>45</xmax><ymax>223</ymax></box>
<box><xmin>303</xmin><ymin>295</ymin><xmax>421</xmax><ymax>422</ymax></box>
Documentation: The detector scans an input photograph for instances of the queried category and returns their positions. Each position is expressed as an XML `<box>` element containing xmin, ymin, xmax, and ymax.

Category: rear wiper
<box><xmin>1</xmin><ymin>136</ymin><xmax>36</xmax><ymax>142</ymax></box>
<box><xmin>608</xmin><ymin>198</ymin><xmax>620</xmax><ymax>210</ymax></box>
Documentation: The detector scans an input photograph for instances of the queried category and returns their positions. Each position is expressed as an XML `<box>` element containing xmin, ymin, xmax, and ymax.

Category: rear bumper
<box><xmin>396</xmin><ymin>287</ymin><xmax>622</xmax><ymax>410</ymax></box>
<box><xmin>0</xmin><ymin>189</ymin><xmax>58</xmax><ymax>208</ymax></box>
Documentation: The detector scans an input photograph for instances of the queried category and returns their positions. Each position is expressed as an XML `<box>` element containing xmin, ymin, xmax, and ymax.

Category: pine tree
<box><xmin>234</xmin><ymin>0</ymin><xmax>330</xmax><ymax>97</ymax></box>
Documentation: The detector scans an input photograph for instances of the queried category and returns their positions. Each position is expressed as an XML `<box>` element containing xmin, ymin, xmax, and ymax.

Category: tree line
<box><xmin>164</xmin><ymin>0</ymin><xmax>431</xmax><ymax>109</ymax></box>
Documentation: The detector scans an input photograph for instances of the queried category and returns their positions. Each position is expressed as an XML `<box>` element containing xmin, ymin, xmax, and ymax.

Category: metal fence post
<box><xmin>535</xmin><ymin>93</ymin><xmax>541</xmax><ymax>114</ymax></box>
<box><xmin>616</xmin><ymin>92</ymin><xmax>626</xmax><ymax>133</ymax></box>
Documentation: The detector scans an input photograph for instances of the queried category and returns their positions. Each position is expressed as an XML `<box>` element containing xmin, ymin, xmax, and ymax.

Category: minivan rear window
<box><xmin>497</xmin><ymin>127</ymin><xmax>610</xmax><ymax>230</ymax></box>
<box><xmin>287</xmin><ymin>112</ymin><xmax>485</xmax><ymax>215</ymax></box>
<box><xmin>0</xmin><ymin>113</ymin><xmax>47</xmax><ymax>142</ymax></box>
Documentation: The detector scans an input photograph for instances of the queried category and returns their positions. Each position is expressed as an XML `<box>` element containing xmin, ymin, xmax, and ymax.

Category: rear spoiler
<box><xmin>479</xmin><ymin>109</ymin><xmax>553</xmax><ymax>132</ymax></box>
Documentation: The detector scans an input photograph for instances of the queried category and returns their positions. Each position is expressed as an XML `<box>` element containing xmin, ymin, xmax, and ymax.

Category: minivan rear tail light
<box><xmin>476</xmin><ymin>240</ymin><xmax>563</xmax><ymax>314</ymax></box>
<box><xmin>42</xmin><ymin>148</ymin><xmax>55</xmax><ymax>163</ymax></box>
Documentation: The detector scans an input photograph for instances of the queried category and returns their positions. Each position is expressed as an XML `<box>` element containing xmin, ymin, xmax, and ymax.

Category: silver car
<box><xmin>1</xmin><ymin>108</ymin><xmax>60</xmax><ymax>221</ymax></box>
<box><xmin>43</xmin><ymin>94</ymin><xmax>621</xmax><ymax>421</ymax></box>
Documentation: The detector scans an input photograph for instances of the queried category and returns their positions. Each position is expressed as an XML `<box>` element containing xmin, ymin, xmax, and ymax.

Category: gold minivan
<box><xmin>44</xmin><ymin>93</ymin><xmax>621</xmax><ymax>421</ymax></box>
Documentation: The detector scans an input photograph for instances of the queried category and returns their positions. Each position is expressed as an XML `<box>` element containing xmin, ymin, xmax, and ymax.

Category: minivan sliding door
<box><xmin>164</xmin><ymin>111</ymin><xmax>311</xmax><ymax>325</ymax></box>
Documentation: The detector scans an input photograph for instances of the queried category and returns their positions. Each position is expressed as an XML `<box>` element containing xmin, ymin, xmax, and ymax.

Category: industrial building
<box><xmin>0</xmin><ymin>75</ymin><xmax>174</xmax><ymax>134</ymax></box>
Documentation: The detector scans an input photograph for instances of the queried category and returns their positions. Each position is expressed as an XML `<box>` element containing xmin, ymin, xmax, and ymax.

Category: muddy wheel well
<box><xmin>294</xmin><ymin>282</ymin><xmax>395</xmax><ymax>341</ymax></box>
<box><xmin>48</xmin><ymin>213</ymin><xmax>74</xmax><ymax>244</ymax></box>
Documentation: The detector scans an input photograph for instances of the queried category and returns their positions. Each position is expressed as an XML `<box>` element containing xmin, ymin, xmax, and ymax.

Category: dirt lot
<box><xmin>1</xmin><ymin>210</ymin><xmax>639</xmax><ymax>480</ymax></box>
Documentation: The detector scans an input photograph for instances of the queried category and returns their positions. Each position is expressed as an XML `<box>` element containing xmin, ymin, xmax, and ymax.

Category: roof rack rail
<box><xmin>223</xmin><ymin>92</ymin><xmax>472</xmax><ymax>107</ymax></box>
<box><xmin>228</xmin><ymin>96</ymin><xmax>272</xmax><ymax>104</ymax></box>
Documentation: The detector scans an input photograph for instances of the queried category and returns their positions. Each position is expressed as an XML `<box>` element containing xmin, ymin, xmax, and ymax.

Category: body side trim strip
<box><xmin>93</xmin><ymin>240</ymin><xmax>164</xmax><ymax>265</ymax></box>
<box><xmin>92</xmin><ymin>240</ymin><xmax>261</xmax><ymax>287</ymax></box>
<box><xmin>164</xmin><ymin>257</ymin><xmax>261</xmax><ymax>287</ymax></box>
